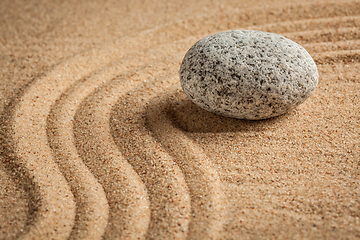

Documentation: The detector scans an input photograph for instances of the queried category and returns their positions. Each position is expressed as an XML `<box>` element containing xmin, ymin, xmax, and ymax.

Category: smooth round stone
<box><xmin>179</xmin><ymin>30</ymin><xmax>319</xmax><ymax>120</ymax></box>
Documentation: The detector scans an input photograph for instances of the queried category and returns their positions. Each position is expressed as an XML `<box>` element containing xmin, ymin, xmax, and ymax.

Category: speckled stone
<box><xmin>179</xmin><ymin>30</ymin><xmax>319</xmax><ymax>120</ymax></box>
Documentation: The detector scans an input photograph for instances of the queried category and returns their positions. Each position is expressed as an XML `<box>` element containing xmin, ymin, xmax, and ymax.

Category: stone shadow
<box><xmin>165</xmin><ymin>90</ymin><xmax>290</xmax><ymax>133</ymax></box>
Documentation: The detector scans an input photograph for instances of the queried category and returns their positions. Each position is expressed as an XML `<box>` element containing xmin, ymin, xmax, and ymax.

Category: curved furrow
<box><xmin>5</xmin><ymin>50</ymin><xmax>108</xmax><ymax>239</ymax></box>
<box><xmin>303</xmin><ymin>39</ymin><xmax>360</xmax><ymax>54</ymax></box>
<box><xmin>318</xmin><ymin>62</ymin><xmax>360</xmax><ymax>83</ymax></box>
<box><xmin>283</xmin><ymin>27</ymin><xmax>360</xmax><ymax>44</ymax></box>
<box><xmin>251</xmin><ymin>15</ymin><xmax>360</xmax><ymax>33</ymax></box>
<box><xmin>107</xmin><ymin>63</ymin><xmax>193</xmax><ymax>239</ymax></box>
<box><xmin>54</xmin><ymin>60</ymin><xmax>154</xmax><ymax>239</ymax></box>
<box><xmin>73</xmin><ymin>35</ymin><xmax>205</xmax><ymax>238</ymax></box>
<box><xmin>145</xmin><ymin>87</ymin><xmax>226</xmax><ymax>239</ymax></box>
<box><xmin>47</xmin><ymin>64</ymin><xmax>120</xmax><ymax>239</ymax></box>
<box><xmin>313</xmin><ymin>49</ymin><xmax>360</xmax><ymax>64</ymax></box>
<box><xmin>71</xmin><ymin>64</ymin><xmax>150</xmax><ymax>239</ymax></box>
<box><xmin>77</xmin><ymin>61</ymin><xmax>191</xmax><ymax>239</ymax></box>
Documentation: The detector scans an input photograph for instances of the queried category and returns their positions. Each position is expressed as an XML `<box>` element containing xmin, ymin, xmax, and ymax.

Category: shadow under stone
<box><xmin>166</xmin><ymin>91</ymin><xmax>290</xmax><ymax>133</ymax></box>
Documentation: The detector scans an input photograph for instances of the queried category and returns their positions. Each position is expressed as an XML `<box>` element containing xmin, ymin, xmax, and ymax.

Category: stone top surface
<box><xmin>180</xmin><ymin>30</ymin><xmax>319</xmax><ymax>120</ymax></box>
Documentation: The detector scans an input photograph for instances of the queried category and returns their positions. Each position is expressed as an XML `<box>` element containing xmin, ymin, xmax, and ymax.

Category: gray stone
<box><xmin>179</xmin><ymin>30</ymin><xmax>319</xmax><ymax>120</ymax></box>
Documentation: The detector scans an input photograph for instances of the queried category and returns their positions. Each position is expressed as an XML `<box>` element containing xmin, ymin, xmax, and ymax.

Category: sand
<box><xmin>0</xmin><ymin>0</ymin><xmax>359</xmax><ymax>239</ymax></box>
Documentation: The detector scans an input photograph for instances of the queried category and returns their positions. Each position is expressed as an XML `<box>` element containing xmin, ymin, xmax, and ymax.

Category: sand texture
<box><xmin>0</xmin><ymin>0</ymin><xmax>359</xmax><ymax>239</ymax></box>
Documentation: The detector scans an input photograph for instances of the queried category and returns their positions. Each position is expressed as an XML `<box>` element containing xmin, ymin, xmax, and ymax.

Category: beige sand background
<box><xmin>0</xmin><ymin>0</ymin><xmax>359</xmax><ymax>239</ymax></box>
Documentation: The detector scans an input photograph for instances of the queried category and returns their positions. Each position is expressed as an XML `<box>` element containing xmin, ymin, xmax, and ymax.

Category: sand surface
<box><xmin>0</xmin><ymin>0</ymin><xmax>359</xmax><ymax>239</ymax></box>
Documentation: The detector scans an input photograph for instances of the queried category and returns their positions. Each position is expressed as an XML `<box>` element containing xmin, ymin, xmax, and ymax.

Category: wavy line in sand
<box><xmin>317</xmin><ymin>61</ymin><xmax>360</xmax><ymax>83</ymax></box>
<box><xmin>77</xmin><ymin>56</ymin><xmax>193</xmax><ymax>239</ymax></box>
<box><xmin>145</xmin><ymin>88</ymin><xmax>226</xmax><ymax>239</ymax></box>
<box><xmin>314</xmin><ymin>49</ymin><xmax>360</xmax><ymax>65</ymax></box>
<box><xmin>106</xmin><ymin>37</ymin><xmax>226</xmax><ymax>238</ymax></box>
<box><xmin>47</xmin><ymin>58</ymin><xmax>153</xmax><ymax>239</ymax></box>
<box><xmin>3</xmin><ymin>50</ymin><xmax>107</xmax><ymax>239</ymax></box>
<box><xmin>251</xmin><ymin>15</ymin><xmax>360</xmax><ymax>33</ymax></box>
<box><xmin>47</xmin><ymin>71</ymin><xmax>109</xmax><ymax>240</ymax></box>
<box><xmin>283</xmin><ymin>27</ymin><xmax>360</xmax><ymax>44</ymax></box>
<box><xmin>69</xmin><ymin>66</ymin><xmax>152</xmax><ymax>239</ymax></box>
<box><xmin>41</xmin><ymin>28</ymin><xmax>194</xmax><ymax>238</ymax></box>
<box><xmin>303</xmin><ymin>39</ymin><xmax>360</xmax><ymax>53</ymax></box>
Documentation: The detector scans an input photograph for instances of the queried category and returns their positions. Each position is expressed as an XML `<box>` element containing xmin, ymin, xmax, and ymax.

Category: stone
<box><xmin>179</xmin><ymin>30</ymin><xmax>319</xmax><ymax>120</ymax></box>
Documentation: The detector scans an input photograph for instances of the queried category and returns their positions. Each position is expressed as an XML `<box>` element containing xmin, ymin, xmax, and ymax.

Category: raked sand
<box><xmin>0</xmin><ymin>0</ymin><xmax>359</xmax><ymax>239</ymax></box>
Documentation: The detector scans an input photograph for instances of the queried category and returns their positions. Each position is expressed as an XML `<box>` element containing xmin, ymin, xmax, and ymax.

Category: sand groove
<box><xmin>47</xmin><ymin>66</ymin><xmax>117</xmax><ymax>239</ymax></box>
<box><xmin>146</xmin><ymin>88</ymin><xmax>226</xmax><ymax>239</ymax></box>
<box><xmin>47</xmin><ymin>44</ymin><xmax>178</xmax><ymax>239</ymax></box>
<box><xmin>77</xmin><ymin>57</ymin><xmax>192</xmax><ymax>238</ymax></box>
<box><xmin>283</xmin><ymin>27</ymin><xmax>360</xmax><ymax>44</ymax></box>
<box><xmin>314</xmin><ymin>49</ymin><xmax>360</xmax><ymax>64</ymax></box>
<box><xmin>72</xmin><ymin>36</ymin><xmax>215</xmax><ymax>238</ymax></box>
<box><xmin>303</xmin><ymin>40</ymin><xmax>360</xmax><ymax>54</ymax></box>
<box><xmin>72</xmin><ymin>65</ymin><xmax>151</xmax><ymax>239</ymax></box>
<box><xmin>251</xmin><ymin>16</ymin><xmax>360</xmax><ymax>33</ymax></box>
<box><xmin>3</xmin><ymin>56</ymin><xmax>97</xmax><ymax>239</ymax></box>
<box><xmin>48</xmin><ymin>84</ymin><xmax>109</xmax><ymax>240</ymax></box>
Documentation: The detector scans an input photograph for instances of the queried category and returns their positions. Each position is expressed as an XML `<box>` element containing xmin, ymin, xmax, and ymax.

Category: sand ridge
<box><xmin>0</xmin><ymin>0</ymin><xmax>359</xmax><ymax>239</ymax></box>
